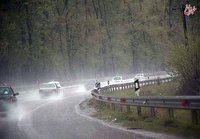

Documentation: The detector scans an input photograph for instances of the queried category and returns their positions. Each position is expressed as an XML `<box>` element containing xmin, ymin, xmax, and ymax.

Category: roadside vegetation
<box><xmin>167</xmin><ymin>40</ymin><xmax>200</xmax><ymax>96</ymax></box>
<box><xmin>83</xmin><ymin>81</ymin><xmax>200</xmax><ymax>138</ymax></box>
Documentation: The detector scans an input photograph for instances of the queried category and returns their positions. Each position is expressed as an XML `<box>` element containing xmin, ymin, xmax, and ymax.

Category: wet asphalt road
<box><xmin>0</xmin><ymin>86</ymin><xmax>181</xmax><ymax>139</ymax></box>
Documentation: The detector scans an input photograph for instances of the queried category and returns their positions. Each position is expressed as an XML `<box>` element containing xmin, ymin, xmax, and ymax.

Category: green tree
<box><xmin>167</xmin><ymin>40</ymin><xmax>200</xmax><ymax>95</ymax></box>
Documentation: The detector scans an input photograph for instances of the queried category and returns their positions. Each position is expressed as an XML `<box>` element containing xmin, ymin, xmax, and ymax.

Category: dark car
<box><xmin>0</xmin><ymin>86</ymin><xmax>19</xmax><ymax>115</ymax></box>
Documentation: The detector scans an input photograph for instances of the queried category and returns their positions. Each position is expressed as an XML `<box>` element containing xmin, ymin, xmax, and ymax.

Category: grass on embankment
<box><xmin>84</xmin><ymin>81</ymin><xmax>200</xmax><ymax>138</ymax></box>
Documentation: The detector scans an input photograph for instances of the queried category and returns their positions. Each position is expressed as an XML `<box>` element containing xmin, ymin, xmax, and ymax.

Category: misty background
<box><xmin>0</xmin><ymin>0</ymin><xmax>199</xmax><ymax>86</ymax></box>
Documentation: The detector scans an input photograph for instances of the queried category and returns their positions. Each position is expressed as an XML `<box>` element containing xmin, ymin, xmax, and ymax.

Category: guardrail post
<box><xmin>106</xmin><ymin>103</ymin><xmax>110</xmax><ymax>109</ymax></box>
<box><xmin>98</xmin><ymin>100</ymin><xmax>102</xmax><ymax>106</ymax></box>
<box><xmin>97</xmin><ymin>100</ymin><xmax>100</xmax><ymax>105</ymax></box>
<box><xmin>120</xmin><ymin>105</ymin><xmax>123</xmax><ymax>112</ymax></box>
<box><xmin>168</xmin><ymin>108</ymin><xmax>174</xmax><ymax>119</ymax></box>
<box><xmin>150</xmin><ymin>108</ymin><xmax>156</xmax><ymax>117</ymax></box>
<box><xmin>109</xmin><ymin>103</ymin><xmax>112</xmax><ymax>109</ymax></box>
<box><xmin>191</xmin><ymin>110</ymin><xmax>198</xmax><ymax>125</ymax></box>
<box><xmin>137</xmin><ymin>106</ymin><xmax>141</xmax><ymax>116</ymax></box>
<box><xmin>112</xmin><ymin>103</ymin><xmax>115</xmax><ymax>111</ymax></box>
<box><xmin>157</xmin><ymin>78</ymin><xmax>161</xmax><ymax>85</ymax></box>
<box><xmin>126</xmin><ymin>105</ymin><xmax>131</xmax><ymax>112</ymax></box>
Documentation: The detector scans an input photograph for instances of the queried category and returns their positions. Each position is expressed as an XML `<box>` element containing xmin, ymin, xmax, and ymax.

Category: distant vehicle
<box><xmin>0</xmin><ymin>86</ymin><xmax>19</xmax><ymax>115</ymax></box>
<box><xmin>111</xmin><ymin>76</ymin><xmax>125</xmax><ymax>84</ymax></box>
<box><xmin>134</xmin><ymin>73</ymin><xmax>147</xmax><ymax>81</ymax></box>
<box><xmin>39</xmin><ymin>82</ymin><xmax>61</xmax><ymax>97</ymax></box>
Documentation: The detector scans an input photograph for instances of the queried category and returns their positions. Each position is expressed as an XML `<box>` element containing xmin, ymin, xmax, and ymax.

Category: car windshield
<box><xmin>0</xmin><ymin>87</ymin><xmax>11</xmax><ymax>96</ymax></box>
<box><xmin>40</xmin><ymin>83</ymin><xmax>55</xmax><ymax>89</ymax></box>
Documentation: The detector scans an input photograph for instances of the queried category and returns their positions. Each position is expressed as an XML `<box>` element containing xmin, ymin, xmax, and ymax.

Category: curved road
<box><xmin>0</xmin><ymin>85</ymin><xmax>181</xmax><ymax>139</ymax></box>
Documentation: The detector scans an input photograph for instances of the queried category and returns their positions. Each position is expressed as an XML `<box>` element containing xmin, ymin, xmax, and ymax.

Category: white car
<box><xmin>39</xmin><ymin>82</ymin><xmax>61</xmax><ymax>97</ymax></box>
<box><xmin>134</xmin><ymin>73</ymin><xmax>147</xmax><ymax>81</ymax></box>
<box><xmin>111</xmin><ymin>76</ymin><xmax>125</xmax><ymax>84</ymax></box>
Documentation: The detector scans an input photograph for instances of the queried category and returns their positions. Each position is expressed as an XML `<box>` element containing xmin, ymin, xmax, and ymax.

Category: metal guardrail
<box><xmin>91</xmin><ymin>77</ymin><xmax>200</xmax><ymax>110</ymax></box>
<box><xmin>91</xmin><ymin>91</ymin><xmax>200</xmax><ymax>110</ymax></box>
<box><xmin>99</xmin><ymin>77</ymin><xmax>173</xmax><ymax>94</ymax></box>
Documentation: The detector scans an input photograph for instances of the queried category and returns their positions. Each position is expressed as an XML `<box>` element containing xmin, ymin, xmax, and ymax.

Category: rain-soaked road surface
<box><xmin>0</xmin><ymin>85</ymin><xmax>182</xmax><ymax>139</ymax></box>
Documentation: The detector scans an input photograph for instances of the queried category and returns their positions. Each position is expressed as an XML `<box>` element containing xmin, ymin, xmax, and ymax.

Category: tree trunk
<box><xmin>92</xmin><ymin>0</ymin><xmax>99</xmax><ymax>18</ymax></box>
<box><xmin>25</xmin><ymin>4</ymin><xmax>32</xmax><ymax>46</ymax></box>
<box><xmin>168</xmin><ymin>0</ymin><xmax>172</xmax><ymax>28</ymax></box>
<box><xmin>66</xmin><ymin>24</ymin><xmax>77</xmax><ymax>79</ymax></box>
<box><xmin>97</xmin><ymin>0</ymin><xmax>103</xmax><ymax>19</ymax></box>
<box><xmin>181</xmin><ymin>5</ymin><xmax>188</xmax><ymax>46</ymax></box>
<box><xmin>139</xmin><ymin>0</ymin><xmax>143</xmax><ymax>10</ymax></box>
<box><xmin>59</xmin><ymin>30</ymin><xmax>68</xmax><ymax>78</ymax></box>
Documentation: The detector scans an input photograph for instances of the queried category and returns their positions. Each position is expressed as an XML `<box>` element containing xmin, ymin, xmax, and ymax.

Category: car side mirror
<box><xmin>14</xmin><ymin>92</ymin><xmax>19</xmax><ymax>96</ymax></box>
